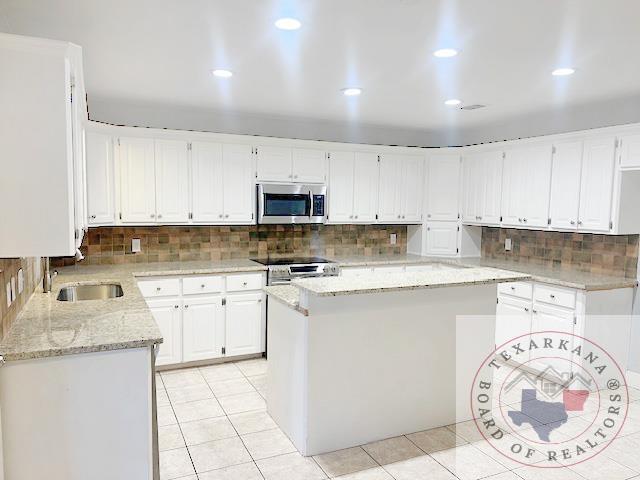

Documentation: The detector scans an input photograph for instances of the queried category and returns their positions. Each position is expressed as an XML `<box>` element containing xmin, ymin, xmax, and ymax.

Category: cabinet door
<box><xmin>328</xmin><ymin>151</ymin><xmax>355</xmax><ymax>223</ymax></box>
<box><xmin>425</xmin><ymin>221</ymin><xmax>458</xmax><ymax>256</ymax></box>
<box><xmin>530</xmin><ymin>304</ymin><xmax>575</xmax><ymax>373</ymax></box>
<box><xmin>183</xmin><ymin>296</ymin><xmax>225</xmax><ymax>362</ymax></box>
<box><xmin>461</xmin><ymin>155</ymin><xmax>481</xmax><ymax>224</ymax></box>
<box><xmin>292</xmin><ymin>148</ymin><xmax>326</xmax><ymax>183</ymax></box>
<box><xmin>426</xmin><ymin>154</ymin><xmax>460</xmax><ymax>221</ymax></box>
<box><xmin>496</xmin><ymin>296</ymin><xmax>532</xmax><ymax>354</ymax></box>
<box><xmin>155</xmin><ymin>139</ymin><xmax>190</xmax><ymax>223</ymax></box>
<box><xmin>523</xmin><ymin>145</ymin><xmax>553</xmax><ymax>228</ymax></box>
<box><xmin>501</xmin><ymin>149</ymin><xmax>526</xmax><ymax>227</ymax></box>
<box><xmin>85</xmin><ymin>132</ymin><xmax>115</xmax><ymax>225</ymax></box>
<box><xmin>223</xmin><ymin>144</ymin><xmax>254</xmax><ymax>223</ymax></box>
<box><xmin>147</xmin><ymin>298</ymin><xmax>182</xmax><ymax>366</ymax></box>
<box><xmin>119</xmin><ymin>137</ymin><xmax>156</xmax><ymax>223</ymax></box>
<box><xmin>619</xmin><ymin>134</ymin><xmax>640</xmax><ymax>169</ymax></box>
<box><xmin>402</xmin><ymin>156</ymin><xmax>424</xmax><ymax>222</ymax></box>
<box><xmin>578</xmin><ymin>137</ymin><xmax>616</xmax><ymax>232</ymax></box>
<box><xmin>352</xmin><ymin>152</ymin><xmax>379</xmax><ymax>223</ymax></box>
<box><xmin>256</xmin><ymin>146</ymin><xmax>292</xmax><ymax>182</ymax></box>
<box><xmin>225</xmin><ymin>292</ymin><xmax>264</xmax><ymax>357</ymax></box>
<box><xmin>481</xmin><ymin>151</ymin><xmax>504</xmax><ymax>225</ymax></box>
<box><xmin>549</xmin><ymin>141</ymin><xmax>582</xmax><ymax>230</ymax></box>
<box><xmin>192</xmin><ymin>142</ymin><xmax>224</xmax><ymax>222</ymax></box>
<box><xmin>378</xmin><ymin>154</ymin><xmax>402</xmax><ymax>222</ymax></box>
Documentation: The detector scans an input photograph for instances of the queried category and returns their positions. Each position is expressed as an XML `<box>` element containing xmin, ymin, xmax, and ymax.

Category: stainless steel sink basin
<box><xmin>57</xmin><ymin>283</ymin><xmax>124</xmax><ymax>302</ymax></box>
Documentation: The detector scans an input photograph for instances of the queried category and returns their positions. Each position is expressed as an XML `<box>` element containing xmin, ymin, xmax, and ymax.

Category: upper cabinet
<box><xmin>425</xmin><ymin>154</ymin><xmax>460</xmax><ymax>222</ymax></box>
<box><xmin>327</xmin><ymin>151</ymin><xmax>378</xmax><ymax>223</ymax></box>
<box><xmin>118</xmin><ymin>137</ymin><xmax>157</xmax><ymax>223</ymax></box>
<box><xmin>256</xmin><ymin>146</ymin><xmax>326</xmax><ymax>183</ymax></box>
<box><xmin>578</xmin><ymin>137</ymin><xmax>616</xmax><ymax>232</ymax></box>
<box><xmin>154</xmin><ymin>140</ymin><xmax>190</xmax><ymax>223</ymax></box>
<box><xmin>378</xmin><ymin>154</ymin><xmax>423</xmax><ymax>223</ymax></box>
<box><xmin>221</xmin><ymin>144</ymin><xmax>254</xmax><ymax>223</ymax></box>
<box><xmin>619</xmin><ymin>134</ymin><xmax>640</xmax><ymax>169</ymax></box>
<box><xmin>461</xmin><ymin>150</ymin><xmax>503</xmax><ymax>226</ymax></box>
<box><xmin>86</xmin><ymin>132</ymin><xmax>115</xmax><ymax>225</ymax></box>
<box><xmin>549</xmin><ymin>141</ymin><xmax>583</xmax><ymax>230</ymax></box>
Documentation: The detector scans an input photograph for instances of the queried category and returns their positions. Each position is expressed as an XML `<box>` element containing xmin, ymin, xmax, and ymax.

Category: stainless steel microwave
<box><xmin>257</xmin><ymin>183</ymin><xmax>326</xmax><ymax>224</ymax></box>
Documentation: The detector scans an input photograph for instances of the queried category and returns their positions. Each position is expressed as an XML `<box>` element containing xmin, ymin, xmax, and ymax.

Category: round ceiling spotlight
<box><xmin>552</xmin><ymin>67</ymin><xmax>575</xmax><ymax>76</ymax></box>
<box><xmin>275</xmin><ymin>17</ymin><xmax>302</xmax><ymax>30</ymax></box>
<box><xmin>212</xmin><ymin>69</ymin><xmax>233</xmax><ymax>78</ymax></box>
<box><xmin>433</xmin><ymin>48</ymin><xmax>459</xmax><ymax>58</ymax></box>
<box><xmin>342</xmin><ymin>87</ymin><xmax>362</xmax><ymax>97</ymax></box>
<box><xmin>444</xmin><ymin>98</ymin><xmax>462</xmax><ymax>106</ymax></box>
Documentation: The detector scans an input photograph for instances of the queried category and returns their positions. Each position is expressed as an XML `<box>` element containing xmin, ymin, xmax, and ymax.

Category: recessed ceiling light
<box><xmin>444</xmin><ymin>98</ymin><xmax>462</xmax><ymax>106</ymax></box>
<box><xmin>552</xmin><ymin>67</ymin><xmax>575</xmax><ymax>76</ymax></box>
<box><xmin>342</xmin><ymin>87</ymin><xmax>362</xmax><ymax>97</ymax></box>
<box><xmin>433</xmin><ymin>48</ymin><xmax>458</xmax><ymax>58</ymax></box>
<box><xmin>275</xmin><ymin>17</ymin><xmax>302</xmax><ymax>30</ymax></box>
<box><xmin>212</xmin><ymin>69</ymin><xmax>233</xmax><ymax>78</ymax></box>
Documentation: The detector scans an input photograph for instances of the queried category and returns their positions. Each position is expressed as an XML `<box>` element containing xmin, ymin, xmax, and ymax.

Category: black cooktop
<box><xmin>251</xmin><ymin>256</ymin><xmax>331</xmax><ymax>266</ymax></box>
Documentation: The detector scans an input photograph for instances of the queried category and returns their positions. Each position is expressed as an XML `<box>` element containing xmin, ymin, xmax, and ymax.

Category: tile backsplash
<box><xmin>0</xmin><ymin>257</ymin><xmax>41</xmax><ymax>340</ymax></box>
<box><xmin>53</xmin><ymin>225</ymin><xmax>407</xmax><ymax>266</ymax></box>
<box><xmin>482</xmin><ymin>227</ymin><xmax>639</xmax><ymax>278</ymax></box>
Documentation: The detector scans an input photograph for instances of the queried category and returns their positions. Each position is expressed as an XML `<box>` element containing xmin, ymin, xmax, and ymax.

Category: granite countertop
<box><xmin>263</xmin><ymin>285</ymin><xmax>307</xmax><ymax>315</ymax></box>
<box><xmin>291</xmin><ymin>267</ymin><xmax>531</xmax><ymax>297</ymax></box>
<box><xmin>0</xmin><ymin>259</ymin><xmax>267</xmax><ymax>361</ymax></box>
<box><xmin>328</xmin><ymin>253</ymin><xmax>436</xmax><ymax>267</ymax></box>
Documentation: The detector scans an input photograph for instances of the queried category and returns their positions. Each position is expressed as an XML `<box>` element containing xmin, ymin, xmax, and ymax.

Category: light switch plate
<box><xmin>17</xmin><ymin>268</ymin><xmax>24</xmax><ymax>294</ymax></box>
<box><xmin>505</xmin><ymin>238</ymin><xmax>512</xmax><ymax>251</ymax></box>
<box><xmin>132</xmin><ymin>238</ymin><xmax>141</xmax><ymax>253</ymax></box>
<box><xmin>390</xmin><ymin>233</ymin><xmax>397</xmax><ymax>245</ymax></box>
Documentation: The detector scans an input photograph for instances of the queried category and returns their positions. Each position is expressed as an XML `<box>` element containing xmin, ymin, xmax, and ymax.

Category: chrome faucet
<box><xmin>43</xmin><ymin>257</ymin><xmax>58</xmax><ymax>293</ymax></box>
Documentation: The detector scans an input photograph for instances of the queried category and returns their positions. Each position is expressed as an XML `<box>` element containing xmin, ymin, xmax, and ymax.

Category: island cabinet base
<box><xmin>266</xmin><ymin>284</ymin><xmax>498</xmax><ymax>456</ymax></box>
<box><xmin>0</xmin><ymin>347</ymin><xmax>157</xmax><ymax>480</ymax></box>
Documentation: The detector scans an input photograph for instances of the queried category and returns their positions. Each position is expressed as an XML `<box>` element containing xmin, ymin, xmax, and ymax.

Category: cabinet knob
<box><xmin>156</xmin><ymin>287</ymin><xmax>161</xmax><ymax>292</ymax></box>
<box><xmin>201</xmin><ymin>284</ymin><xmax>206</xmax><ymax>288</ymax></box>
<box><xmin>289</xmin><ymin>174</ymin><xmax>293</xmax><ymax>178</ymax></box>
<box><xmin>242</xmin><ymin>281</ymin><xmax>248</xmax><ymax>286</ymax></box>
<box><xmin>427</xmin><ymin>214</ymin><xmax>431</xmax><ymax>218</ymax></box>
<box><xmin>219</xmin><ymin>214</ymin><xmax>223</xmax><ymax>218</ymax></box>
<box><xmin>510</xmin><ymin>286</ymin><xmax>516</xmax><ymax>290</ymax></box>
<box><xmin>184</xmin><ymin>304</ymin><xmax>189</xmax><ymax>309</ymax></box>
<box><xmin>294</xmin><ymin>175</ymin><xmax>298</xmax><ymax>179</ymax></box>
<box><xmin>524</xmin><ymin>307</ymin><xmax>529</xmax><ymax>312</ymax></box>
<box><xmin>578</xmin><ymin>220</ymin><xmax>583</xmax><ymax>226</ymax></box>
<box><xmin>225</xmin><ymin>214</ymin><xmax>229</xmax><ymax>218</ymax></box>
<box><xmin>523</xmin><ymin>218</ymin><xmax>527</xmax><ymax>223</ymax></box>
<box><xmin>518</xmin><ymin>218</ymin><xmax>522</xmax><ymax>222</ymax></box>
<box><xmin>349</xmin><ymin>215</ymin><xmax>353</xmax><ymax>219</ymax></box>
<box><xmin>397</xmin><ymin>215</ymin><xmax>401</xmax><ymax>219</ymax></box>
<box><xmin>151</xmin><ymin>214</ymin><xmax>155</xmax><ymax>218</ymax></box>
<box><xmin>90</xmin><ymin>215</ymin><xmax>96</xmax><ymax>219</ymax></box>
<box><xmin>570</xmin><ymin>220</ymin><xmax>576</xmax><ymax>225</ymax></box>
<box><xmin>157</xmin><ymin>214</ymin><xmax>162</xmax><ymax>219</ymax></box>
<box><xmin>174</xmin><ymin>305</ymin><xmax>179</xmax><ymax>309</ymax></box>
<box><xmin>532</xmin><ymin>309</ymin><xmax>538</xmax><ymax>314</ymax></box>
<box><xmin>550</xmin><ymin>294</ymin><xmax>555</xmax><ymax>299</ymax></box>
<box><xmin>354</xmin><ymin>215</ymin><xmax>358</xmax><ymax>219</ymax></box>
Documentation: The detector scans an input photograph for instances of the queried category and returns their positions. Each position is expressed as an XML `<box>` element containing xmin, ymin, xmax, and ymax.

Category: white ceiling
<box><xmin>2</xmin><ymin>0</ymin><xmax>640</xmax><ymax>140</ymax></box>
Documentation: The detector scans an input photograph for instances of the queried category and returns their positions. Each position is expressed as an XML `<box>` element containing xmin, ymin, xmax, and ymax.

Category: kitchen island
<box><xmin>264</xmin><ymin>265</ymin><xmax>530</xmax><ymax>456</ymax></box>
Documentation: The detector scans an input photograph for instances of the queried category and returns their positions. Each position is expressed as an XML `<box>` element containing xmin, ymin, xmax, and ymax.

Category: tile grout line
<box><xmin>401</xmin><ymin>434</ymin><xmax>464</xmax><ymax>480</ymax></box>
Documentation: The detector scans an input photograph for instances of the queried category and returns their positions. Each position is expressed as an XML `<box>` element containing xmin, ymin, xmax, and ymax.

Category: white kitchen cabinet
<box><xmin>378</xmin><ymin>154</ymin><xmax>423</xmax><ymax>223</ymax></box>
<box><xmin>578</xmin><ymin>137</ymin><xmax>616</xmax><ymax>232</ymax></box>
<box><xmin>225</xmin><ymin>293</ymin><xmax>264</xmax><ymax>356</ymax></box>
<box><xmin>482</xmin><ymin>152</ymin><xmax>504</xmax><ymax>225</ymax></box>
<box><xmin>118</xmin><ymin>137</ymin><xmax>156</xmax><ymax>223</ymax></box>
<box><xmin>496</xmin><ymin>295</ymin><xmax>531</xmax><ymax>351</ymax></box>
<box><xmin>222</xmin><ymin>144</ymin><xmax>254</xmax><ymax>222</ymax></box>
<box><xmin>292</xmin><ymin>148</ymin><xmax>326</xmax><ymax>183</ymax></box>
<box><xmin>619</xmin><ymin>134</ymin><xmax>640</xmax><ymax>169</ymax></box>
<box><xmin>462</xmin><ymin>150</ymin><xmax>502</xmax><ymax>225</ymax></box>
<box><xmin>154</xmin><ymin>139</ymin><xmax>190</xmax><ymax>223</ymax></box>
<box><xmin>426</xmin><ymin>154</ymin><xmax>460</xmax><ymax>221</ymax></box>
<box><xmin>191</xmin><ymin>141</ymin><xmax>224</xmax><ymax>222</ymax></box>
<box><xmin>86</xmin><ymin>132</ymin><xmax>115</xmax><ymax>225</ymax></box>
<box><xmin>256</xmin><ymin>145</ymin><xmax>293</xmax><ymax>181</ymax></box>
<box><xmin>328</xmin><ymin>151</ymin><xmax>378</xmax><ymax>223</ymax></box>
<box><xmin>549</xmin><ymin>141</ymin><xmax>583</xmax><ymax>230</ymax></box>
<box><xmin>425</xmin><ymin>221</ymin><xmax>459</xmax><ymax>256</ymax></box>
<box><xmin>352</xmin><ymin>153</ymin><xmax>379</xmax><ymax>222</ymax></box>
<box><xmin>402</xmin><ymin>155</ymin><xmax>424</xmax><ymax>222</ymax></box>
<box><xmin>182</xmin><ymin>296</ymin><xmax>225</xmax><ymax>362</ymax></box>
<box><xmin>148</xmin><ymin>297</ymin><xmax>182</xmax><ymax>366</ymax></box>
<box><xmin>461</xmin><ymin>153</ymin><xmax>482</xmax><ymax>224</ymax></box>
<box><xmin>530</xmin><ymin>303</ymin><xmax>575</xmax><ymax>372</ymax></box>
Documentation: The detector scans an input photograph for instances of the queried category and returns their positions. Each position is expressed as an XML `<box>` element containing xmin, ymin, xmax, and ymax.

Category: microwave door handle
<box><xmin>308</xmin><ymin>190</ymin><xmax>313</xmax><ymax>218</ymax></box>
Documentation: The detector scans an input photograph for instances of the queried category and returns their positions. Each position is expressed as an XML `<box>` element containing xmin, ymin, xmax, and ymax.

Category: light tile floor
<box><xmin>158</xmin><ymin>359</ymin><xmax>640</xmax><ymax>480</ymax></box>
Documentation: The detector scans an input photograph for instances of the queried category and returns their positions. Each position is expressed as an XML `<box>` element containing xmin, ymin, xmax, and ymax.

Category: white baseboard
<box><xmin>626</xmin><ymin>370</ymin><xmax>640</xmax><ymax>389</ymax></box>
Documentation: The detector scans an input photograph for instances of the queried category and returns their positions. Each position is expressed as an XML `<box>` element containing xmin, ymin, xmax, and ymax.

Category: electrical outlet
<box><xmin>17</xmin><ymin>268</ymin><xmax>24</xmax><ymax>294</ymax></box>
<box><xmin>10</xmin><ymin>276</ymin><xmax>16</xmax><ymax>302</ymax></box>
<box><xmin>505</xmin><ymin>238</ymin><xmax>512</xmax><ymax>251</ymax></box>
<box><xmin>390</xmin><ymin>233</ymin><xmax>397</xmax><ymax>245</ymax></box>
<box><xmin>132</xmin><ymin>238</ymin><xmax>141</xmax><ymax>253</ymax></box>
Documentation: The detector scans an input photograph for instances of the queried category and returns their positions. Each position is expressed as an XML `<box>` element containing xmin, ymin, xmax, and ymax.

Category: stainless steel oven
<box><xmin>257</xmin><ymin>183</ymin><xmax>326</xmax><ymax>224</ymax></box>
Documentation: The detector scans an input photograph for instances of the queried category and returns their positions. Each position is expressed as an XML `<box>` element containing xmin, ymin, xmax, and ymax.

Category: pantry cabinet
<box><xmin>426</xmin><ymin>154</ymin><xmax>460</xmax><ymax>221</ymax></box>
<box><xmin>328</xmin><ymin>151</ymin><xmax>378</xmax><ymax>223</ymax></box>
<box><xmin>154</xmin><ymin>139</ymin><xmax>190</xmax><ymax>223</ymax></box>
<box><xmin>86</xmin><ymin>132</ymin><xmax>115</xmax><ymax>225</ymax></box>
<box><xmin>119</xmin><ymin>137</ymin><xmax>157</xmax><ymax>223</ymax></box>
<box><xmin>378</xmin><ymin>154</ymin><xmax>423</xmax><ymax>223</ymax></box>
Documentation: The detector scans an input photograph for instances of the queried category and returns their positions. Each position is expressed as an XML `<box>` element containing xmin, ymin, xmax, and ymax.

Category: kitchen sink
<box><xmin>57</xmin><ymin>283</ymin><xmax>124</xmax><ymax>302</ymax></box>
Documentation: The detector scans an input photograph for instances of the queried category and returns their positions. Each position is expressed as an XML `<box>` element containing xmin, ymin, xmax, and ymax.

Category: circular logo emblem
<box><xmin>470</xmin><ymin>331</ymin><xmax>629</xmax><ymax>468</ymax></box>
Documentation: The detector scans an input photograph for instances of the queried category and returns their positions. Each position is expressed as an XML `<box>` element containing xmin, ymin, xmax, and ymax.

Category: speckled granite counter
<box><xmin>263</xmin><ymin>285</ymin><xmax>306</xmax><ymax>315</ymax></box>
<box><xmin>0</xmin><ymin>260</ymin><xmax>267</xmax><ymax>361</ymax></box>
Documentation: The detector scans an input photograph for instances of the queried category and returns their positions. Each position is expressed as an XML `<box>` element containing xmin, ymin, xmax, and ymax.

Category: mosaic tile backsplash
<box><xmin>53</xmin><ymin>225</ymin><xmax>407</xmax><ymax>266</ymax></box>
<box><xmin>0</xmin><ymin>257</ymin><xmax>41</xmax><ymax>340</ymax></box>
<box><xmin>482</xmin><ymin>227</ymin><xmax>639</xmax><ymax>278</ymax></box>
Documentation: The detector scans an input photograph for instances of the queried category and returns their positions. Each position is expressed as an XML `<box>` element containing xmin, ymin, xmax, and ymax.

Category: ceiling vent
<box><xmin>460</xmin><ymin>104</ymin><xmax>486</xmax><ymax>111</ymax></box>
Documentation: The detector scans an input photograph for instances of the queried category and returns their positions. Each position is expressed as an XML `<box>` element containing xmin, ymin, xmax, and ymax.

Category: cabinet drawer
<box><xmin>498</xmin><ymin>281</ymin><xmax>533</xmax><ymax>300</ymax></box>
<box><xmin>183</xmin><ymin>275</ymin><xmax>224</xmax><ymax>295</ymax></box>
<box><xmin>226</xmin><ymin>273</ymin><xmax>263</xmax><ymax>292</ymax></box>
<box><xmin>534</xmin><ymin>284</ymin><xmax>576</xmax><ymax>309</ymax></box>
<box><xmin>137</xmin><ymin>278</ymin><xmax>181</xmax><ymax>298</ymax></box>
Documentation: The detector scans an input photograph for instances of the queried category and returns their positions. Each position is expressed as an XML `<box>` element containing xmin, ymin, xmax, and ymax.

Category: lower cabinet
<box><xmin>183</xmin><ymin>296</ymin><xmax>225</xmax><ymax>362</ymax></box>
<box><xmin>226</xmin><ymin>293</ymin><xmax>263</xmax><ymax>357</ymax></box>
<box><xmin>147</xmin><ymin>297</ymin><xmax>183</xmax><ymax>366</ymax></box>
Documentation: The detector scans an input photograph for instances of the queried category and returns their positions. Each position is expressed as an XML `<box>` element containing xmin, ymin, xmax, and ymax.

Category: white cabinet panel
<box><xmin>530</xmin><ymin>304</ymin><xmax>575</xmax><ymax>373</ymax></box>
<box><xmin>225</xmin><ymin>293</ymin><xmax>264</xmax><ymax>357</ymax></box>
<box><xmin>578</xmin><ymin>137</ymin><xmax>616</xmax><ymax>232</ymax></box>
<box><xmin>292</xmin><ymin>148</ymin><xmax>326</xmax><ymax>183</ymax></box>
<box><xmin>619</xmin><ymin>134</ymin><xmax>640</xmax><ymax>169</ymax></box>
<box><xmin>463</xmin><ymin>150</ymin><xmax>502</xmax><ymax>225</ymax></box>
<box><xmin>256</xmin><ymin>146</ymin><xmax>292</xmax><ymax>182</ymax></box>
<box><xmin>524</xmin><ymin>145</ymin><xmax>553</xmax><ymax>228</ymax></box>
<box><xmin>328</xmin><ymin>151</ymin><xmax>355</xmax><ymax>223</ymax></box>
<box><xmin>154</xmin><ymin>139</ymin><xmax>190</xmax><ymax>223</ymax></box>
<box><xmin>461</xmin><ymin>154</ymin><xmax>482</xmax><ymax>224</ymax></box>
<box><xmin>500</xmin><ymin>149</ymin><xmax>524</xmax><ymax>227</ymax></box>
<box><xmin>352</xmin><ymin>153</ymin><xmax>379</xmax><ymax>223</ymax></box>
<box><xmin>425</xmin><ymin>221</ymin><xmax>458</xmax><ymax>256</ymax></box>
<box><xmin>426</xmin><ymin>154</ymin><xmax>460</xmax><ymax>221</ymax></box>
<box><xmin>496</xmin><ymin>296</ymin><xmax>532</xmax><ymax>352</ymax></box>
<box><xmin>119</xmin><ymin>137</ymin><xmax>156</xmax><ymax>223</ymax></box>
<box><xmin>378</xmin><ymin>154</ymin><xmax>402</xmax><ymax>222</ymax></box>
<box><xmin>182</xmin><ymin>296</ymin><xmax>225</xmax><ymax>362</ymax></box>
<box><xmin>222</xmin><ymin>144</ymin><xmax>254</xmax><ymax>223</ymax></box>
<box><xmin>402</xmin><ymin>155</ymin><xmax>424</xmax><ymax>222</ymax></box>
<box><xmin>85</xmin><ymin>132</ymin><xmax>115</xmax><ymax>225</ymax></box>
<box><xmin>549</xmin><ymin>141</ymin><xmax>583</xmax><ymax>230</ymax></box>
<box><xmin>191</xmin><ymin>141</ymin><xmax>224</xmax><ymax>222</ymax></box>
<box><xmin>482</xmin><ymin>151</ymin><xmax>504</xmax><ymax>225</ymax></box>
<box><xmin>148</xmin><ymin>298</ymin><xmax>182</xmax><ymax>366</ymax></box>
